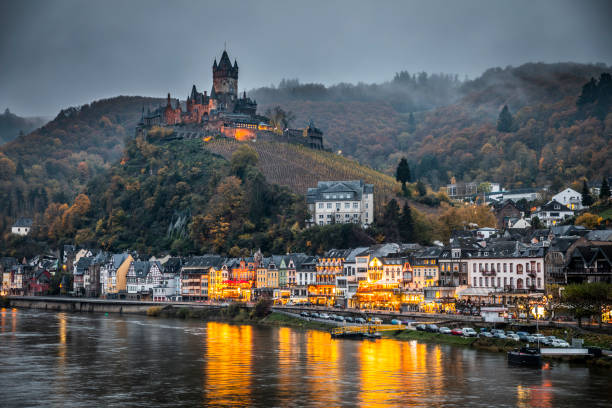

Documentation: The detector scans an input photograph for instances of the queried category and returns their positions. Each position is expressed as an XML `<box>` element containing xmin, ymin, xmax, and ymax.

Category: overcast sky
<box><xmin>1</xmin><ymin>0</ymin><xmax>611</xmax><ymax>117</ymax></box>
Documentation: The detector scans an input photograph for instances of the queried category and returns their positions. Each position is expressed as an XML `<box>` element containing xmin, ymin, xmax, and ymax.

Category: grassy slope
<box><xmin>203</xmin><ymin>138</ymin><xmax>437</xmax><ymax>214</ymax></box>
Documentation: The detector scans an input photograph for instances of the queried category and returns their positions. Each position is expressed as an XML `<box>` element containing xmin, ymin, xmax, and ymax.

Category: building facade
<box><xmin>306</xmin><ymin>180</ymin><xmax>374</xmax><ymax>227</ymax></box>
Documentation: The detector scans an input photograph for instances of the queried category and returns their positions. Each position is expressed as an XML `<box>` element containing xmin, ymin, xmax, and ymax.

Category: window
<box><xmin>537</xmin><ymin>278</ymin><xmax>541</xmax><ymax>288</ymax></box>
<box><xmin>526</xmin><ymin>278</ymin><xmax>530</xmax><ymax>287</ymax></box>
<box><xmin>510</xmin><ymin>277</ymin><xmax>514</xmax><ymax>287</ymax></box>
<box><xmin>327</xmin><ymin>203</ymin><xmax>332</xmax><ymax>209</ymax></box>
<box><xmin>365</xmin><ymin>203</ymin><xmax>368</xmax><ymax>209</ymax></box>
<box><xmin>473</xmin><ymin>264</ymin><xmax>477</xmax><ymax>273</ymax></box>
<box><xmin>473</xmin><ymin>277</ymin><xmax>477</xmax><ymax>287</ymax></box>
<box><xmin>497</xmin><ymin>263</ymin><xmax>500</xmax><ymax>272</ymax></box>
<box><xmin>485</xmin><ymin>277</ymin><xmax>489</xmax><ymax>286</ymax></box>
<box><xmin>504</xmin><ymin>263</ymin><xmax>507</xmax><ymax>272</ymax></box>
<box><xmin>510</xmin><ymin>264</ymin><xmax>513</xmax><ymax>273</ymax></box>
<box><xmin>504</xmin><ymin>277</ymin><xmax>507</xmax><ymax>286</ymax></box>
<box><xmin>318</xmin><ymin>203</ymin><xmax>323</xmax><ymax>209</ymax></box>
<box><xmin>479</xmin><ymin>277</ymin><xmax>483</xmax><ymax>286</ymax></box>
<box><xmin>353</xmin><ymin>202</ymin><xmax>359</xmax><ymax>208</ymax></box>
<box><xmin>537</xmin><ymin>263</ymin><xmax>541</xmax><ymax>273</ymax></box>
<box><xmin>497</xmin><ymin>277</ymin><xmax>501</xmax><ymax>287</ymax></box>
<box><xmin>319</xmin><ymin>215</ymin><xmax>324</xmax><ymax>219</ymax></box>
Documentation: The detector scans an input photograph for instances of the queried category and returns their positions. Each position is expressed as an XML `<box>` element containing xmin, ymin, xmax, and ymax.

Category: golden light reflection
<box><xmin>305</xmin><ymin>330</ymin><xmax>340</xmax><ymax>406</ymax></box>
<box><xmin>205</xmin><ymin>322</ymin><xmax>252</xmax><ymax>406</ymax></box>
<box><xmin>358</xmin><ymin>339</ymin><xmax>443</xmax><ymax>407</ymax></box>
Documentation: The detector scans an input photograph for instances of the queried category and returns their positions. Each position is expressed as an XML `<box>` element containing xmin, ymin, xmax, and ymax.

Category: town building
<box><xmin>306</xmin><ymin>180</ymin><xmax>374</xmax><ymax>227</ymax></box>
<box><xmin>531</xmin><ymin>200</ymin><xmax>574</xmax><ymax>227</ymax></box>
<box><xmin>552</xmin><ymin>187</ymin><xmax>585</xmax><ymax>211</ymax></box>
<box><xmin>11</xmin><ymin>218</ymin><xmax>32</xmax><ymax>236</ymax></box>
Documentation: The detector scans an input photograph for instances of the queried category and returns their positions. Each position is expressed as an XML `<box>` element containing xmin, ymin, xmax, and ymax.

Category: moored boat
<box><xmin>507</xmin><ymin>347</ymin><xmax>542</xmax><ymax>367</ymax></box>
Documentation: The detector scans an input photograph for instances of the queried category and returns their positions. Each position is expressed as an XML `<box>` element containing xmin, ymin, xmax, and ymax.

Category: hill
<box><xmin>0</xmin><ymin>96</ymin><xmax>163</xmax><ymax>233</ymax></box>
<box><xmin>0</xmin><ymin>108</ymin><xmax>47</xmax><ymax>145</ymax></box>
<box><xmin>253</xmin><ymin>62</ymin><xmax>612</xmax><ymax>188</ymax></box>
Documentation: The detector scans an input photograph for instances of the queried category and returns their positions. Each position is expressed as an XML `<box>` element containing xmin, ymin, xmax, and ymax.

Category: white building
<box><xmin>306</xmin><ymin>180</ymin><xmax>374</xmax><ymax>227</ymax></box>
<box><xmin>531</xmin><ymin>200</ymin><xmax>574</xmax><ymax>227</ymax></box>
<box><xmin>11</xmin><ymin>218</ymin><xmax>32</xmax><ymax>236</ymax></box>
<box><xmin>552</xmin><ymin>187</ymin><xmax>584</xmax><ymax>211</ymax></box>
<box><xmin>466</xmin><ymin>246</ymin><xmax>545</xmax><ymax>292</ymax></box>
<box><xmin>500</xmin><ymin>188</ymin><xmax>542</xmax><ymax>202</ymax></box>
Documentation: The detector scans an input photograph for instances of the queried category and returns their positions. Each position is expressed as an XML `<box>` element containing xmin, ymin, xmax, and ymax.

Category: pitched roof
<box><xmin>12</xmin><ymin>218</ymin><xmax>32</xmax><ymax>228</ymax></box>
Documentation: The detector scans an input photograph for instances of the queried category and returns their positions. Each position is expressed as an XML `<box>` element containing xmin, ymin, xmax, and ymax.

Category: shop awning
<box><xmin>457</xmin><ymin>288</ymin><xmax>503</xmax><ymax>297</ymax></box>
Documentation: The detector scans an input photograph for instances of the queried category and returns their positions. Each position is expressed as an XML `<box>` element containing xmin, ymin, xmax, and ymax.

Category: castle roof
<box><xmin>218</xmin><ymin>50</ymin><xmax>233</xmax><ymax>69</ymax></box>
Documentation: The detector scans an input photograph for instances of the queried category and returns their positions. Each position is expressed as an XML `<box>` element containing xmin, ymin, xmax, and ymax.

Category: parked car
<box><xmin>300</xmin><ymin>311</ymin><xmax>310</xmax><ymax>318</ymax></box>
<box><xmin>336</xmin><ymin>315</ymin><xmax>346</xmax><ymax>322</ymax></box>
<box><xmin>345</xmin><ymin>316</ymin><xmax>354</xmax><ymax>323</ymax></box>
<box><xmin>507</xmin><ymin>334</ymin><xmax>520</xmax><ymax>341</ymax></box>
<box><xmin>319</xmin><ymin>313</ymin><xmax>330</xmax><ymax>319</ymax></box>
<box><xmin>451</xmin><ymin>328</ymin><xmax>463</xmax><ymax>336</ymax></box>
<box><xmin>506</xmin><ymin>330</ymin><xmax>515</xmax><ymax>336</ymax></box>
<box><xmin>416</xmin><ymin>324</ymin><xmax>427</xmax><ymax>331</ymax></box>
<box><xmin>355</xmin><ymin>317</ymin><xmax>367</xmax><ymax>324</ymax></box>
<box><xmin>516</xmin><ymin>332</ymin><xmax>530</xmax><ymax>341</ymax></box>
<box><xmin>462</xmin><ymin>328</ymin><xmax>478</xmax><ymax>337</ymax></box>
<box><xmin>551</xmin><ymin>339</ymin><xmax>569</xmax><ymax>348</ymax></box>
<box><xmin>391</xmin><ymin>319</ymin><xmax>402</xmax><ymax>325</ymax></box>
<box><xmin>542</xmin><ymin>336</ymin><xmax>557</xmax><ymax>346</ymax></box>
<box><xmin>426</xmin><ymin>324</ymin><xmax>439</xmax><ymax>332</ymax></box>
<box><xmin>310</xmin><ymin>312</ymin><xmax>320</xmax><ymax>318</ymax></box>
<box><xmin>478</xmin><ymin>331</ymin><xmax>493</xmax><ymax>338</ymax></box>
<box><xmin>493</xmin><ymin>332</ymin><xmax>507</xmax><ymax>339</ymax></box>
<box><xmin>439</xmin><ymin>327</ymin><xmax>452</xmax><ymax>335</ymax></box>
<box><xmin>371</xmin><ymin>317</ymin><xmax>383</xmax><ymax>325</ymax></box>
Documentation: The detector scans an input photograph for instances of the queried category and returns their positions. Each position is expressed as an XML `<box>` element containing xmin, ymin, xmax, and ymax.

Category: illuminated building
<box><xmin>309</xmin><ymin>249</ymin><xmax>349</xmax><ymax>306</ymax></box>
<box><xmin>180</xmin><ymin>255</ymin><xmax>223</xmax><ymax>301</ymax></box>
<box><xmin>410</xmin><ymin>247</ymin><xmax>442</xmax><ymax>289</ymax></box>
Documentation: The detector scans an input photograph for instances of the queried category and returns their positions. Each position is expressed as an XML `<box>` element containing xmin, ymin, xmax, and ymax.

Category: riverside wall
<box><xmin>6</xmin><ymin>296</ymin><xmax>223</xmax><ymax>315</ymax></box>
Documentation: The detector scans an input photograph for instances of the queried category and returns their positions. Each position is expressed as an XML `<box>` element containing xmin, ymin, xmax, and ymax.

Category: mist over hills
<box><xmin>0</xmin><ymin>109</ymin><xmax>48</xmax><ymax>145</ymax></box>
<box><xmin>253</xmin><ymin>62</ymin><xmax>611</xmax><ymax>187</ymax></box>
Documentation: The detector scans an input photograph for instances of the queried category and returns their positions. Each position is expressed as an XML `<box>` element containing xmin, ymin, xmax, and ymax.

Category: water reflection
<box><xmin>305</xmin><ymin>331</ymin><xmax>339</xmax><ymax>405</ymax></box>
<box><xmin>204</xmin><ymin>322</ymin><xmax>252</xmax><ymax>406</ymax></box>
<box><xmin>0</xmin><ymin>311</ymin><xmax>610</xmax><ymax>408</ymax></box>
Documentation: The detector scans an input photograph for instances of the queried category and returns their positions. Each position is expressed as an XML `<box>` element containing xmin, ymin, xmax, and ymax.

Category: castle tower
<box><xmin>212</xmin><ymin>50</ymin><xmax>238</xmax><ymax>103</ymax></box>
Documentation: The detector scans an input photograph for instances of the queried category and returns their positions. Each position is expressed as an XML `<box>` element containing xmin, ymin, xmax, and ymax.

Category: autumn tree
<box><xmin>0</xmin><ymin>156</ymin><xmax>16</xmax><ymax>179</ymax></box>
<box><xmin>230</xmin><ymin>144</ymin><xmax>259</xmax><ymax>179</ymax></box>
<box><xmin>575</xmin><ymin>213</ymin><xmax>602</xmax><ymax>229</ymax></box>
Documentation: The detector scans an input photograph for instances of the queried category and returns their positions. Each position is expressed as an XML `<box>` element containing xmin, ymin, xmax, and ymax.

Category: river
<box><xmin>0</xmin><ymin>308</ymin><xmax>610</xmax><ymax>407</ymax></box>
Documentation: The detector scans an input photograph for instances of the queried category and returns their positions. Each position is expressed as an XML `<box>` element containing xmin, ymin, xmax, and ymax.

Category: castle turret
<box><xmin>212</xmin><ymin>49</ymin><xmax>238</xmax><ymax>104</ymax></box>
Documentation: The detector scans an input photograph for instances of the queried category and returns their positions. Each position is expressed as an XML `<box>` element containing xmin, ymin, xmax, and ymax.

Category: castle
<box><xmin>137</xmin><ymin>49</ymin><xmax>324</xmax><ymax>149</ymax></box>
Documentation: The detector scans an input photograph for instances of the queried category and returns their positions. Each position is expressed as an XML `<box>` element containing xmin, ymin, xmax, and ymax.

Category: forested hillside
<box><xmin>0</xmin><ymin>108</ymin><xmax>47</xmax><ymax>145</ymax></box>
<box><xmin>0</xmin><ymin>96</ymin><xmax>163</xmax><ymax>234</ymax></box>
<box><xmin>253</xmin><ymin>62</ymin><xmax>611</xmax><ymax>187</ymax></box>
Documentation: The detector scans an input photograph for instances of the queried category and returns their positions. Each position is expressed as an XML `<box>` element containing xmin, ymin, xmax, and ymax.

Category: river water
<box><xmin>0</xmin><ymin>309</ymin><xmax>610</xmax><ymax>407</ymax></box>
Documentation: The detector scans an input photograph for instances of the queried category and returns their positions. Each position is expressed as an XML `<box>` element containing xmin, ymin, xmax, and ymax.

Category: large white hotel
<box><xmin>306</xmin><ymin>180</ymin><xmax>374</xmax><ymax>228</ymax></box>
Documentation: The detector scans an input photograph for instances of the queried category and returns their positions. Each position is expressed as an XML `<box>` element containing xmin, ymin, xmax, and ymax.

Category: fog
<box><xmin>1</xmin><ymin>0</ymin><xmax>611</xmax><ymax>117</ymax></box>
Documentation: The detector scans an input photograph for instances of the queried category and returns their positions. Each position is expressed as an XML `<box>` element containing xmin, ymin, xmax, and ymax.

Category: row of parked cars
<box><xmin>415</xmin><ymin>324</ymin><xmax>570</xmax><ymax>347</ymax></box>
<box><xmin>300</xmin><ymin>311</ymin><xmax>371</xmax><ymax>324</ymax></box>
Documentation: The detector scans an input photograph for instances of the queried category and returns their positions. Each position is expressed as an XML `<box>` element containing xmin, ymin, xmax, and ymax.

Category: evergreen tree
<box><xmin>416</xmin><ymin>180</ymin><xmax>427</xmax><ymax>196</ymax></box>
<box><xmin>407</xmin><ymin>112</ymin><xmax>416</xmax><ymax>133</ymax></box>
<box><xmin>399</xmin><ymin>202</ymin><xmax>415</xmax><ymax>242</ymax></box>
<box><xmin>581</xmin><ymin>180</ymin><xmax>593</xmax><ymax>206</ymax></box>
<box><xmin>577</xmin><ymin>77</ymin><xmax>598</xmax><ymax>107</ymax></box>
<box><xmin>381</xmin><ymin>199</ymin><xmax>400</xmax><ymax>241</ymax></box>
<box><xmin>496</xmin><ymin>105</ymin><xmax>514</xmax><ymax>132</ymax></box>
<box><xmin>395</xmin><ymin>158</ymin><xmax>411</xmax><ymax>191</ymax></box>
<box><xmin>600</xmin><ymin>177</ymin><xmax>610</xmax><ymax>200</ymax></box>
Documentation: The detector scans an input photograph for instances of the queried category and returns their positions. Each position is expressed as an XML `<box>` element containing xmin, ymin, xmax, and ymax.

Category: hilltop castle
<box><xmin>138</xmin><ymin>49</ymin><xmax>323</xmax><ymax>149</ymax></box>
